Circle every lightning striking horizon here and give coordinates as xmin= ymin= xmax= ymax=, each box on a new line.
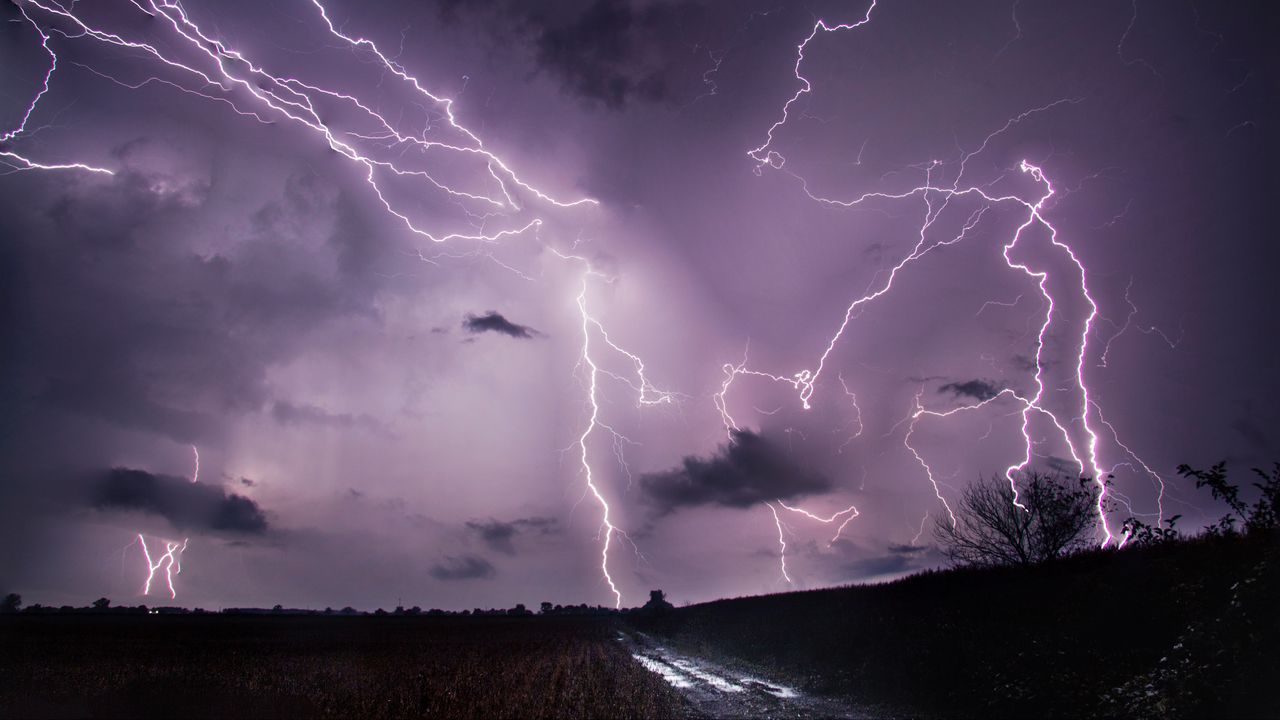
xmin=557 ymin=248 xmax=678 ymax=607
xmin=6 ymin=0 xmax=652 ymax=606
xmin=137 ymin=534 xmax=188 ymax=599
xmin=1 ymin=0 xmax=1208 ymax=606
xmin=724 ymin=0 xmax=1171 ymax=554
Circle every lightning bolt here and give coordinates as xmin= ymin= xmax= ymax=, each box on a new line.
xmin=556 ymin=249 xmax=677 ymax=607
xmin=729 ymin=1 xmax=1170 ymax=553
xmin=12 ymin=0 xmax=592 ymax=244
xmin=7 ymin=0 xmax=650 ymax=603
xmin=777 ymin=500 xmax=860 ymax=545
xmin=137 ymin=534 xmax=188 ymax=600
xmin=766 ymin=502 xmax=791 ymax=585
xmin=1 ymin=5 xmax=113 ymax=175
xmin=190 ymin=445 xmax=199 ymax=484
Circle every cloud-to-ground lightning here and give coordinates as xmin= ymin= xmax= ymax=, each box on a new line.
xmin=766 ymin=502 xmax=792 ymax=585
xmin=7 ymin=0 xmax=659 ymax=605
xmin=3 ymin=0 xmax=1197 ymax=606
xmin=137 ymin=534 xmax=188 ymax=600
xmin=725 ymin=0 xmax=1172 ymax=552
xmin=557 ymin=249 xmax=678 ymax=607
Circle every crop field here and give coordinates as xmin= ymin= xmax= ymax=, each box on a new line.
xmin=0 ymin=615 xmax=686 ymax=719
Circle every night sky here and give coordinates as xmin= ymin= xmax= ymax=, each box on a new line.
xmin=1 ymin=0 xmax=1275 ymax=611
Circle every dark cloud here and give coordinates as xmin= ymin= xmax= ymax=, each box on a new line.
xmin=640 ymin=429 xmax=833 ymax=515
xmin=270 ymin=401 xmax=389 ymax=437
xmin=841 ymin=553 xmax=914 ymax=578
xmin=465 ymin=516 xmax=559 ymax=555
xmin=887 ymin=543 xmax=929 ymax=555
xmin=462 ymin=311 xmax=540 ymax=339
xmin=429 ymin=555 xmax=496 ymax=581
xmin=519 ymin=1 xmax=703 ymax=108
xmin=938 ymin=379 xmax=1001 ymax=402
xmin=1231 ymin=416 xmax=1269 ymax=450
xmin=1044 ymin=456 xmax=1083 ymax=477
xmin=90 ymin=468 xmax=268 ymax=534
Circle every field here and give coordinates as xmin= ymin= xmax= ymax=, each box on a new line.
xmin=4 ymin=535 xmax=1275 ymax=719
xmin=632 ymin=532 xmax=1280 ymax=719
xmin=0 ymin=615 xmax=685 ymax=719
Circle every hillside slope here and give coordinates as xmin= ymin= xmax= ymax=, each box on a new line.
xmin=632 ymin=534 xmax=1279 ymax=718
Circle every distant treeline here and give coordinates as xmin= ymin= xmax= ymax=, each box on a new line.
xmin=1 ymin=592 xmax=676 ymax=618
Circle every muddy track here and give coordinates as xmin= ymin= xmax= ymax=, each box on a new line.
xmin=620 ymin=630 xmax=892 ymax=719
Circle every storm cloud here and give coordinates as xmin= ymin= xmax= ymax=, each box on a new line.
xmin=465 ymin=516 xmax=559 ymax=555
xmin=641 ymin=429 xmax=833 ymax=515
xmin=938 ymin=380 xmax=1001 ymax=402
xmin=429 ymin=555 xmax=496 ymax=581
xmin=91 ymin=468 xmax=268 ymax=534
xmin=523 ymin=1 xmax=700 ymax=108
xmin=270 ymin=401 xmax=389 ymax=436
xmin=462 ymin=311 xmax=539 ymax=339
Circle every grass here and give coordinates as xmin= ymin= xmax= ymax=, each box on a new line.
xmin=629 ymin=532 xmax=1279 ymax=718
xmin=0 ymin=615 xmax=686 ymax=719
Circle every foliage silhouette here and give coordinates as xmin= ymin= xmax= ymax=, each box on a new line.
xmin=933 ymin=472 xmax=1098 ymax=567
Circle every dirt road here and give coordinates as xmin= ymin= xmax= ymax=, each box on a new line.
xmin=620 ymin=630 xmax=890 ymax=719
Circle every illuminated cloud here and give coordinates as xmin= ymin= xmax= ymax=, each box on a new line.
xmin=641 ymin=429 xmax=833 ymax=515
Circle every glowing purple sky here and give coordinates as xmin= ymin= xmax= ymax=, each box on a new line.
xmin=0 ymin=0 xmax=1274 ymax=610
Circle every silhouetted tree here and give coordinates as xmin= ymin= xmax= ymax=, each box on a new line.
xmin=933 ymin=472 xmax=1097 ymax=567
xmin=91 ymin=597 xmax=111 ymax=610
xmin=1121 ymin=514 xmax=1181 ymax=545
xmin=540 ymin=601 xmax=554 ymax=615
xmin=641 ymin=590 xmax=674 ymax=614
xmin=1 ymin=593 xmax=21 ymax=613
xmin=1178 ymin=461 xmax=1280 ymax=536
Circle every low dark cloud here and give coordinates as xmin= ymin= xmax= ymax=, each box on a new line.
xmin=270 ymin=401 xmax=389 ymax=436
xmin=938 ymin=379 xmax=1000 ymax=402
xmin=462 ymin=311 xmax=539 ymax=339
xmin=465 ymin=516 xmax=558 ymax=555
xmin=1044 ymin=456 xmax=1084 ymax=477
xmin=429 ymin=555 xmax=495 ymax=581
xmin=641 ymin=429 xmax=833 ymax=515
xmin=841 ymin=553 xmax=914 ymax=578
xmin=90 ymin=468 xmax=268 ymax=534
xmin=530 ymin=1 xmax=671 ymax=108
xmin=441 ymin=0 xmax=705 ymax=109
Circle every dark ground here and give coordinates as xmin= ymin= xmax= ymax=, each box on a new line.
xmin=0 ymin=614 xmax=685 ymax=719
xmin=3 ymin=535 xmax=1275 ymax=719
xmin=633 ymin=532 xmax=1280 ymax=719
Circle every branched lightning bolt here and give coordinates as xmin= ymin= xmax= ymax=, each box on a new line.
xmin=777 ymin=500 xmax=860 ymax=546
xmin=730 ymin=2 xmax=1169 ymax=552
xmin=137 ymin=534 xmax=188 ymax=600
xmin=6 ymin=0 xmax=659 ymax=603
xmin=766 ymin=502 xmax=791 ymax=585
xmin=1 ymin=6 xmax=113 ymax=175
xmin=12 ymin=0 xmax=592 ymax=244
xmin=556 ymin=249 xmax=677 ymax=607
